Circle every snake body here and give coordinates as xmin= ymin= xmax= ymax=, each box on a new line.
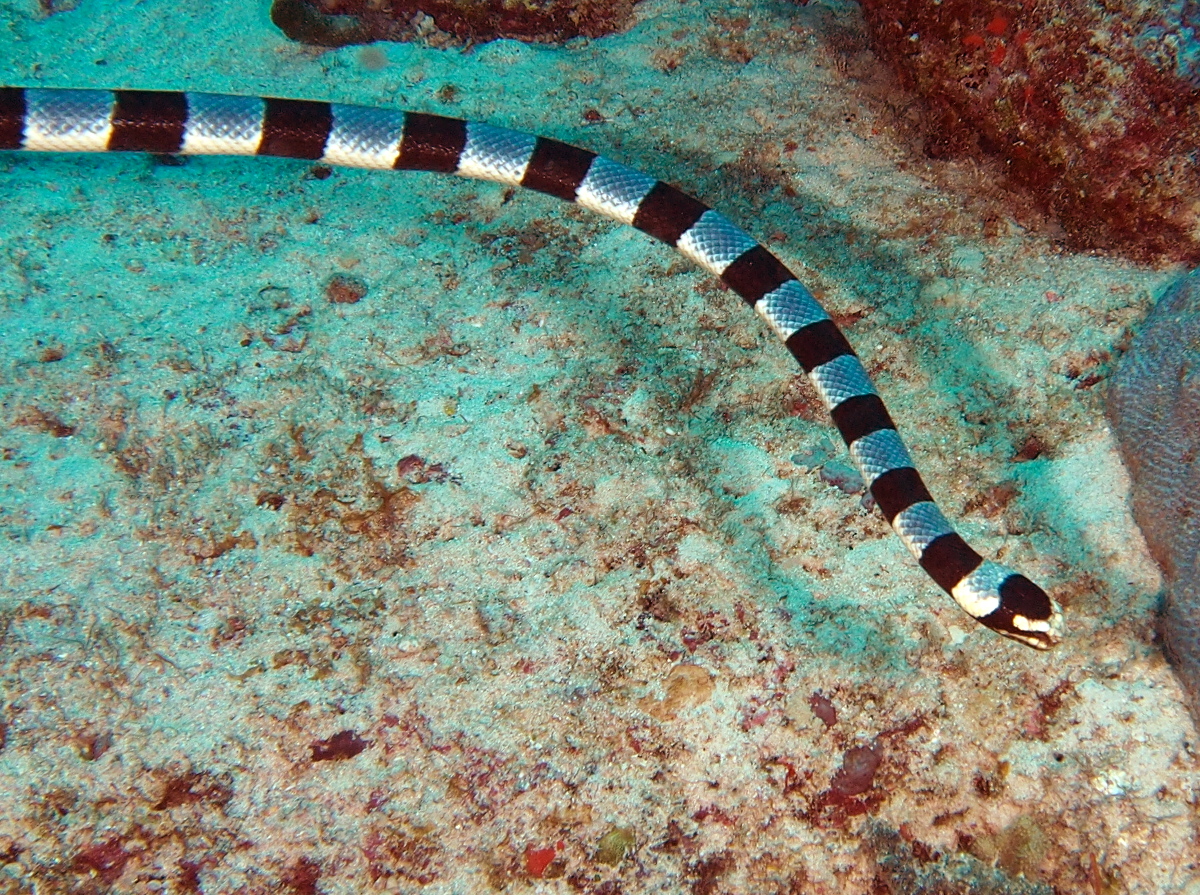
xmin=0 ymin=86 xmax=1064 ymax=649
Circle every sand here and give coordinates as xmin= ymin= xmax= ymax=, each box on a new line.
xmin=0 ymin=0 xmax=1193 ymax=891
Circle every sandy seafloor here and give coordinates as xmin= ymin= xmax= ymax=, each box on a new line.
xmin=0 ymin=0 xmax=1193 ymax=892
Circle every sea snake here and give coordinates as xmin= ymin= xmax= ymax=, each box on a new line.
xmin=0 ymin=86 xmax=1065 ymax=650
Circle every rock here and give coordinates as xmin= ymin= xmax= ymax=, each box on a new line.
xmin=271 ymin=0 xmax=636 ymax=47
xmin=859 ymin=0 xmax=1200 ymax=263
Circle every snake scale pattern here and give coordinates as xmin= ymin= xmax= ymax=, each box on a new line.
xmin=0 ymin=86 xmax=1064 ymax=649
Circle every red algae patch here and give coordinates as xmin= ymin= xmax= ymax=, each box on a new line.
xmin=72 ymin=837 xmax=132 ymax=885
xmin=325 ymin=273 xmax=368 ymax=305
xmin=523 ymin=842 xmax=559 ymax=879
xmin=809 ymin=690 xmax=838 ymax=727
xmin=829 ymin=743 xmax=882 ymax=797
xmin=310 ymin=729 xmax=370 ymax=762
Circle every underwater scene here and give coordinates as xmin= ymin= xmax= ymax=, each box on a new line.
xmin=0 ymin=0 xmax=1197 ymax=891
